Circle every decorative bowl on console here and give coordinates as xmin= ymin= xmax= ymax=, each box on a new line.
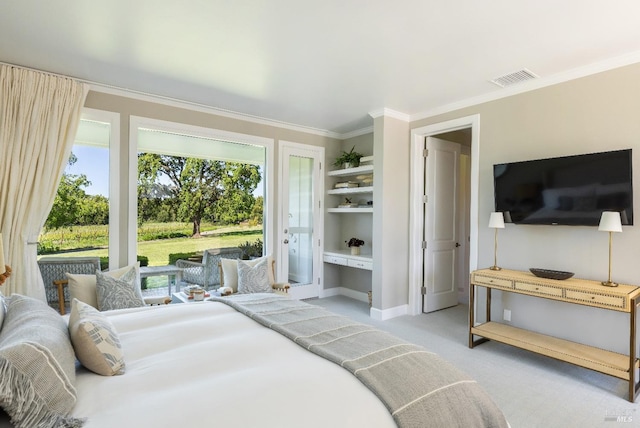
xmin=529 ymin=268 xmax=574 ymax=280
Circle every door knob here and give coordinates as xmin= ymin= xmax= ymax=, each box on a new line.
xmin=283 ymin=239 xmax=289 ymax=244
xmin=455 ymin=242 xmax=461 ymax=247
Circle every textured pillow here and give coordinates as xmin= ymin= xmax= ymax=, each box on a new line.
xmin=237 ymin=258 xmax=272 ymax=294
xmin=0 ymin=294 xmax=82 ymax=428
xmin=67 ymin=263 xmax=140 ymax=309
xmin=69 ymin=299 xmax=125 ymax=376
xmin=96 ymin=267 xmax=145 ymax=311
xmin=222 ymin=256 xmax=274 ymax=293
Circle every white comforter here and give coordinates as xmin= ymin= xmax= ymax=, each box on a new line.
xmin=72 ymin=301 xmax=396 ymax=428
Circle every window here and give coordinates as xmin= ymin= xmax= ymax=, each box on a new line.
xmin=39 ymin=109 xmax=119 ymax=268
xmin=130 ymin=117 xmax=273 ymax=292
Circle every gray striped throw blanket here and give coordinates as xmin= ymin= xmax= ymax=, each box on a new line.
xmin=209 ymin=294 xmax=508 ymax=428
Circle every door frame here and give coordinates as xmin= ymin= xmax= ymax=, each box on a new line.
xmin=408 ymin=115 xmax=480 ymax=316
xmin=277 ymin=141 xmax=324 ymax=299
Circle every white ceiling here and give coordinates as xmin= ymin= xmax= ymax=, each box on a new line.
xmin=2 ymin=1 xmax=640 ymax=136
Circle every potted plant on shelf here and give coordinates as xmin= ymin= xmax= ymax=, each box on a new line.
xmin=346 ymin=237 xmax=365 ymax=255
xmin=333 ymin=146 xmax=363 ymax=169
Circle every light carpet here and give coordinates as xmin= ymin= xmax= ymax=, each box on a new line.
xmin=308 ymin=296 xmax=638 ymax=428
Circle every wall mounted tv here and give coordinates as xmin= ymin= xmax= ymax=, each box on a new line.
xmin=493 ymin=149 xmax=633 ymax=226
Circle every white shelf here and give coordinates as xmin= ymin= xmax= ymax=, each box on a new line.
xmin=327 ymin=164 xmax=374 ymax=177
xmin=327 ymin=186 xmax=374 ymax=195
xmin=327 ymin=207 xmax=373 ymax=213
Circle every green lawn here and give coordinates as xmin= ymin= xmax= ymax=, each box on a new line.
xmin=56 ymin=227 xmax=262 ymax=266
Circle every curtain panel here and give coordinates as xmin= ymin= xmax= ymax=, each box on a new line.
xmin=0 ymin=65 xmax=89 ymax=299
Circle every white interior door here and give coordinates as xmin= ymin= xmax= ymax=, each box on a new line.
xmin=278 ymin=142 xmax=324 ymax=299
xmin=423 ymin=137 xmax=461 ymax=313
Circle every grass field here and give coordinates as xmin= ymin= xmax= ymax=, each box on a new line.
xmin=51 ymin=226 xmax=262 ymax=266
xmin=39 ymin=224 xmax=263 ymax=289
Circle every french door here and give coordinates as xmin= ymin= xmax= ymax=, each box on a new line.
xmin=278 ymin=142 xmax=324 ymax=299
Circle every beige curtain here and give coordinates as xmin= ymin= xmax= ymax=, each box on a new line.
xmin=0 ymin=65 xmax=89 ymax=299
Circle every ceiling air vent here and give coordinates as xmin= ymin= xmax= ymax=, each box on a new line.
xmin=490 ymin=69 xmax=538 ymax=88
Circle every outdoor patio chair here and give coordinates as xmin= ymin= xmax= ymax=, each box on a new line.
xmin=176 ymin=247 xmax=242 ymax=290
xmin=38 ymin=256 xmax=101 ymax=314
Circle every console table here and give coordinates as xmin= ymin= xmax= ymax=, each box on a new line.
xmin=469 ymin=268 xmax=640 ymax=402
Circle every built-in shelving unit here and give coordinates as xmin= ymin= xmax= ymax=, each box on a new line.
xmin=324 ymin=156 xmax=373 ymax=274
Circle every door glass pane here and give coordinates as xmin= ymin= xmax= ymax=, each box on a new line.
xmin=288 ymin=155 xmax=313 ymax=285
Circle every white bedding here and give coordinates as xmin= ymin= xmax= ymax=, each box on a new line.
xmin=72 ymin=301 xmax=396 ymax=428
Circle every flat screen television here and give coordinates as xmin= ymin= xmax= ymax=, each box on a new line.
xmin=493 ymin=149 xmax=633 ymax=226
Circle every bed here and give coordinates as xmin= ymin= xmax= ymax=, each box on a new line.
xmin=0 ymin=292 xmax=508 ymax=428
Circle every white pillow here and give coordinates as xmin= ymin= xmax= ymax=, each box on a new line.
xmin=221 ymin=256 xmax=275 ymax=293
xmin=67 ymin=262 xmax=140 ymax=309
xmin=68 ymin=298 xmax=125 ymax=376
xmin=237 ymin=258 xmax=272 ymax=294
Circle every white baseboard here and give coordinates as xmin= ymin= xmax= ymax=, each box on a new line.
xmin=370 ymin=304 xmax=408 ymax=321
xmin=321 ymin=287 xmax=408 ymax=320
xmin=322 ymin=287 xmax=369 ymax=303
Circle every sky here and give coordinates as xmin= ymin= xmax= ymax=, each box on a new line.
xmin=67 ymin=145 xmax=264 ymax=197
xmin=68 ymin=145 xmax=109 ymax=196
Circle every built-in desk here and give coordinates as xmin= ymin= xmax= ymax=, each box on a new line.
xmin=469 ymin=268 xmax=640 ymax=402
xmin=323 ymin=251 xmax=373 ymax=271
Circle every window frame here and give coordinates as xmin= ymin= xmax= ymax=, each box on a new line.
xmin=128 ymin=116 xmax=274 ymax=266
xmin=78 ymin=108 xmax=120 ymax=270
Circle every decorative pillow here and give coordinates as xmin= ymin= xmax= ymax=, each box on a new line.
xmin=66 ymin=273 xmax=99 ymax=308
xmin=95 ymin=267 xmax=145 ymax=311
xmin=221 ymin=256 xmax=275 ymax=293
xmin=69 ymin=299 xmax=125 ymax=376
xmin=0 ymin=294 xmax=82 ymax=428
xmin=67 ymin=263 xmax=140 ymax=309
xmin=237 ymin=258 xmax=272 ymax=294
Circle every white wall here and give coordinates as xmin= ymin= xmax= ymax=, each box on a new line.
xmin=412 ymin=62 xmax=640 ymax=354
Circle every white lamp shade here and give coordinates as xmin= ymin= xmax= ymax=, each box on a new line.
xmin=598 ymin=211 xmax=623 ymax=233
xmin=488 ymin=212 xmax=505 ymax=229
xmin=0 ymin=233 xmax=5 ymax=274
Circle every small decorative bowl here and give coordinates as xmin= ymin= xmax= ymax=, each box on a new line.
xmin=529 ymin=268 xmax=574 ymax=280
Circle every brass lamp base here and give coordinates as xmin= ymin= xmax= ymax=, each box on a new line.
xmin=601 ymin=280 xmax=618 ymax=287
xmin=489 ymin=266 xmax=502 ymax=271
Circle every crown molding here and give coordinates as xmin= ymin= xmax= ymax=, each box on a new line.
xmin=369 ymin=108 xmax=410 ymax=122
xmin=0 ymin=60 xmax=344 ymax=139
xmin=410 ymin=50 xmax=640 ymax=123
xmin=339 ymin=126 xmax=374 ymax=140
xmin=90 ymin=83 xmax=344 ymax=140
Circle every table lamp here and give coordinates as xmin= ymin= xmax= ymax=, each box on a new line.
xmin=598 ymin=211 xmax=622 ymax=287
xmin=488 ymin=212 xmax=505 ymax=271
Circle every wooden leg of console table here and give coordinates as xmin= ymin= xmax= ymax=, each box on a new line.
xmin=468 ymin=283 xmax=475 ymax=348
xmin=486 ymin=288 xmax=492 ymax=323
xmin=630 ymin=296 xmax=638 ymax=402
xmin=469 ymin=284 xmax=492 ymax=348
